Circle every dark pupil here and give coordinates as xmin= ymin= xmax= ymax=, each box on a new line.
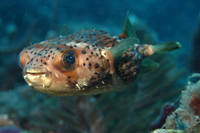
xmin=65 ymin=53 xmax=75 ymax=64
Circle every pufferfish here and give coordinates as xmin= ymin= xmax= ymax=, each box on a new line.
xmin=18 ymin=14 xmax=181 ymax=96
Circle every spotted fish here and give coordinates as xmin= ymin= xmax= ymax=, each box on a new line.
xmin=18 ymin=14 xmax=181 ymax=96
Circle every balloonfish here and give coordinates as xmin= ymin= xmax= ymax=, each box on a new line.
xmin=18 ymin=14 xmax=181 ymax=96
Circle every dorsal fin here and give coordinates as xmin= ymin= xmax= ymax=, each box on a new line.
xmin=59 ymin=24 xmax=70 ymax=36
xmin=119 ymin=12 xmax=137 ymax=38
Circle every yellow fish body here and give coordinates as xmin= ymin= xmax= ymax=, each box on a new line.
xmin=18 ymin=15 xmax=181 ymax=96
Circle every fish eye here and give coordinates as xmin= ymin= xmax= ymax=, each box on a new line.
xmin=61 ymin=51 xmax=76 ymax=70
xmin=17 ymin=51 xmax=22 ymax=68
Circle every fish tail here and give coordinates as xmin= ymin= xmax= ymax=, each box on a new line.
xmin=143 ymin=42 xmax=181 ymax=57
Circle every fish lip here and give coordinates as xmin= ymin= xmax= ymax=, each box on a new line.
xmin=22 ymin=67 xmax=52 ymax=87
xmin=23 ymin=67 xmax=51 ymax=76
xmin=24 ymin=72 xmax=47 ymax=76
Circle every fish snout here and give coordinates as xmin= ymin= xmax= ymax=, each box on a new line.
xmin=22 ymin=66 xmax=52 ymax=87
xmin=23 ymin=66 xmax=51 ymax=75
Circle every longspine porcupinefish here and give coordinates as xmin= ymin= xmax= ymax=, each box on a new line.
xmin=18 ymin=13 xmax=181 ymax=96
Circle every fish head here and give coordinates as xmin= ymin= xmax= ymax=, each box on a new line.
xmin=18 ymin=41 xmax=113 ymax=96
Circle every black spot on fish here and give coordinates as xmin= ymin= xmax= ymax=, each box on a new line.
xmin=94 ymin=72 xmax=100 ymax=75
xmin=74 ymin=45 xmax=77 ymax=47
xmin=34 ymin=53 xmax=37 ymax=55
xmin=70 ymin=45 xmax=73 ymax=48
xmin=52 ymin=57 xmax=54 ymax=59
xmin=44 ymin=62 xmax=47 ymax=65
xmin=45 ymin=52 xmax=48 ymax=54
xmin=95 ymin=63 xmax=99 ymax=69
xmin=91 ymin=52 xmax=93 ymax=54
xmin=89 ymin=63 xmax=92 ymax=66
xmin=86 ymin=58 xmax=89 ymax=61
xmin=36 ymin=59 xmax=38 ymax=61
xmin=104 ymin=53 xmax=106 ymax=55
xmin=107 ymin=59 xmax=109 ymax=62
xmin=83 ymin=63 xmax=85 ymax=66
xmin=25 ymin=51 xmax=28 ymax=53
xmin=90 ymin=77 xmax=96 ymax=81
xmin=50 ymin=51 xmax=52 ymax=53
xmin=31 ymin=51 xmax=33 ymax=54
xmin=41 ymin=60 xmax=42 ymax=62
xmin=68 ymin=76 xmax=71 ymax=79
xmin=82 ymin=50 xmax=86 ymax=54
xmin=31 ymin=58 xmax=33 ymax=61
xmin=40 ymin=65 xmax=43 ymax=66
xmin=48 ymin=55 xmax=50 ymax=57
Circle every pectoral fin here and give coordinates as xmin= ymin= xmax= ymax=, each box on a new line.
xmin=108 ymin=37 xmax=139 ymax=60
xmin=140 ymin=58 xmax=159 ymax=74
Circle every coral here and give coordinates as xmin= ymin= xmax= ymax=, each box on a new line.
xmin=152 ymin=129 xmax=186 ymax=133
xmin=151 ymin=103 xmax=175 ymax=130
xmin=189 ymin=97 xmax=200 ymax=115
xmin=155 ymin=73 xmax=200 ymax=133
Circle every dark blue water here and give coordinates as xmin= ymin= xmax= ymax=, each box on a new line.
xmin=0 ymin=0 xmax=199 ymax=132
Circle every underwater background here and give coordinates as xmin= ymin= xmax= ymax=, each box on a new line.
xmin=0 ymin=0 xmax=200 ymax=133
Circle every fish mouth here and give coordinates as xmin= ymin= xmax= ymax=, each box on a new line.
xmin=25 ymin=72 xmax=46 ymax=76
xmin=22 ymin=67 xmax=52 ymax=87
